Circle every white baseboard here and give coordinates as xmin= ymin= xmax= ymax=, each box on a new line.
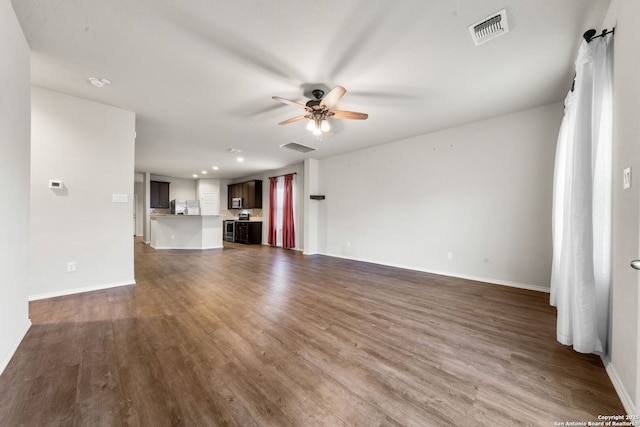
xmin=0 ymin=319 xmax=31 ymax=376
xmin=150 ymin=245 xmax=223 ymax=250
xmin=602 ymin=356 xmax=636 ymax=417
xmin=320 ymin=252 xmax=551 ymax=293
xmin=28 ymin=280 xmax=135 ymax=301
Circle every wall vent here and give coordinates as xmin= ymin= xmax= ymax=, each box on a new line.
xmin=468 ymin=9 xmax=509 ymax=46
xmin=280 ymin=142 xmax=316 ymax=153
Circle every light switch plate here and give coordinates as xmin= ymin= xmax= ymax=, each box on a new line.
xmin=112 ymin=193 xmax=128 ymax=203
xmin=623 ymin=167 xmax=631 ymax=190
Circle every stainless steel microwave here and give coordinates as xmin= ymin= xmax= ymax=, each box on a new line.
xmin=231 ymin=197 xmax=242 ymax=209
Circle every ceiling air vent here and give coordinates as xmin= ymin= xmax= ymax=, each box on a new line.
xmin=280 ymin=142 xmax=316 ymax=153
xmin=468 ymin=9 xmax=509 ymax=46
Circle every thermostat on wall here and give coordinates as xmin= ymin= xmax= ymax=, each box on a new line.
xmin=49 ymin=180 xmax=64 ymax=189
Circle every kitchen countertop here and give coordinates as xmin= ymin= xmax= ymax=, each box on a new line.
xmin=151 ymin=214 xmax=223 ymax=218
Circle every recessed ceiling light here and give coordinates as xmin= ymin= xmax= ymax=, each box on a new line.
xmin=193 ymin=174 xmax=198 ymax=178
xmin=88 ymin=77 xmax=111 ymax=88
xmin=201 ymin=170 xmax=207 ymax=174
xmin=236 ymin=157 xmax=244 ymax=162
xmin=212 ymin=166 xmax=219 ymax=170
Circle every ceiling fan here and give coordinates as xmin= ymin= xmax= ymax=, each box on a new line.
xmin=272 ymin=86 xmax=368 ymax=135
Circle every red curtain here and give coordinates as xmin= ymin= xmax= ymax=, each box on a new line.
xmin=282 ymin=174 xmax=295 ymax=249
xmin=268 ymin=176 xmax=278 ymax=245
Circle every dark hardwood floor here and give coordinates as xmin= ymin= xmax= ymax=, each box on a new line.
xmin=0 ymin=238 xmax=625 ymax=426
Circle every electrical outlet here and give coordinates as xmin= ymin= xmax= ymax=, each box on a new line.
xmin=67 ymin=261 xmax=76 ymax=272
xmin=447 ymin=252 xmax=453 ymax=261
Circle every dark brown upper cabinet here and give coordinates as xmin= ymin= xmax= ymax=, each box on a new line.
xmin=228 ymin=180 xmax=262 ymax=209
xmin=150 ymin=180 xmax=170 ymax=208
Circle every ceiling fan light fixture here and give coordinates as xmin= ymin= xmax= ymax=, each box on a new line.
xmin=307 ymin=118 xmax=329 ymax=135
xmin=273 ymin=85 xmax=367 ymax=136
xmin=306 ymin=120 xmax=316 ymax=132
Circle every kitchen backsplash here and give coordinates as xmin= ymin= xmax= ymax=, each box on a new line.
xmin=149 ymin=207 xmax=263 ymax=220
xmin=150 ymin=208 xmax=170 ymax=215
xmin=223 ymin=208 xmax=263 ymax=220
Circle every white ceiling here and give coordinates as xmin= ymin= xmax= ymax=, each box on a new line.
xmin=11 ymin=0 xmax=611 ymax=180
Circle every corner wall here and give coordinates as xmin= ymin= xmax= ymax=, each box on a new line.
xmin=317 ymin=102 xmax=563 ymax=291
xmin=0 ymin=0 xmax=31 ymax=374
xmin=29 ymin=87 xmax=136 ymax=300
xmin=303 ymin=158 xmax=320 ymax=255
xmin=602 ymin=0 xmax=640 ymax=413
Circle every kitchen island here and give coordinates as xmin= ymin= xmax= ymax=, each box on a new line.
xmin=150 ymin=215 xmax=223 ymax=250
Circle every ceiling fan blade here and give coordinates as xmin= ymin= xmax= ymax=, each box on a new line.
xmin=278 ymin=115 xmax=308 ymax=125
xmin=331 ymin=110 xmax=368 ymax=120
xmin=272 ymin=96 xmax=309 ymax=110
xmin=320 ymin=86 xmax=346 ymax=109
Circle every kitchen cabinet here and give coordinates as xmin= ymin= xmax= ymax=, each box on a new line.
xmin=228 ymin=183 xmax=242 ymax=200
xmin=234 ymin=221 xmax=262 ymax=244
xmin=227 ymin=180 xmax=262 ymax=209
xmin=150 ymin=180 xmax=170 ymax=209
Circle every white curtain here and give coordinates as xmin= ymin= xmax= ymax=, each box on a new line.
xmin=550 ymin=33 xmax=614 ymax=354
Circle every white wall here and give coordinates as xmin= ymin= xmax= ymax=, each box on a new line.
xmin=602 ymin=0 xmax=640 ymax=413
xmin=143 ymin=172 xmax=151 ymax=243
xmin=133 ymin=177 xmax=145 ymax=236
xmin=0 ymin=0 xmax=31 ymax=374
xmin=303 ymin=158 xmax=320 ymax=255
xmin=30 ymin=87 xmax=136 ymax=299
xmin=196 ymin=178 xmax=221 ymax=215
xmin=316 ymin=102 xmax=563 ymax=291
